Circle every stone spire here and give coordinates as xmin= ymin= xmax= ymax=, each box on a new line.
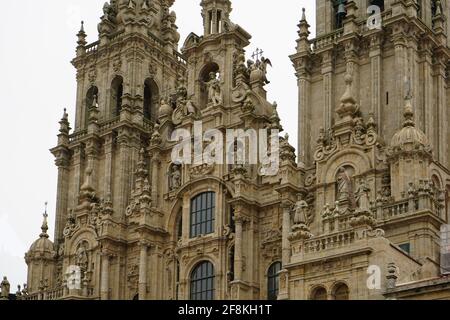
xmin=76 ymin=21 xmax=87 ymax=56
xmin=296 ymin=8 xmax=311 ymax=53
xmin=40 ymin=202 xmax=49 ymax=239
xmin=57 ymin=108 xmax=71 ymax=145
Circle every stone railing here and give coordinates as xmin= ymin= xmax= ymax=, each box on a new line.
xmin=69 ymin=115 xmax=155 ymax=143
xmin=85 ymin=41 xmax=99 ymax=54
xmin=309 ymin=9 xmax=394 ymax=52
xmin=174 ymin=51 xmax=187 ymax=66
xmin=378 ymin=200 xmax=412 ymax=220
xmin=22 ymin=286 xmax=64 ymax=301
xmin=310 ymin=29 xmax=344 ymax=52
xmin=98 ymin=116 xmax=120 ymax=134
xmin=375 ymin=192 xmax=444 ymax=221
xmin=303 ymin=230 xmax=356 ymax=255
xmin=69 ymin=129 xmax=88 ymax=143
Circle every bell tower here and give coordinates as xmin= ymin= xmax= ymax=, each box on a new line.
xmin=201 ymin=0 xmax=232 ymax=36
xmin=291 ymin=0 xmax=450 ymax=265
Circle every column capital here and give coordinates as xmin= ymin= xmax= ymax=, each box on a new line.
xmin=139 ymin=240 xmax=151 ymax=248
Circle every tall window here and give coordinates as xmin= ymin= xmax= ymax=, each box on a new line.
xmin=85 ymin=86 xmax=99 ymax=126
xmin=267 ymin=262 xmax=281 ymax=300
xmin=334 ymin=0 xmax=347 ymax=29
xmin=143 ymin=78 xmax=159 ymax=121
xmin=190 ymin=261 xmax=215 ymax=300
xmin=332 ymin=283 xmax=349 ymax=300
xmin=111 ymin=76 xmax=123 ymax=116
xmin=176 ymin=209 xmax=183 ymax=242
xmin=190 ymin=192 xmax=216 ymax=238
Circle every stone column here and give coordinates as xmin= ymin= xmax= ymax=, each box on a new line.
xmin=151 ymin=152 xmax=160 ymax=207
xmin=103 ymin=134 xmax=114 ymax=198
xmin=393 ymin=34 xmax=408 ymax=128
xmin=297 ymin=65 xmax=311 ymax=165
xmin=434 ymin=56 xmax=447 ymax=164
xmin=117 ymin=131 xmax=131 ymax=216
xmin=100 ymin=253 xmax=111 ymax=300
xmin=369 ymin=33 xmax=382 ymax=133
xmin=138 ymin=241 xmax=149 ymax=300
xmin=72 ymin=145 xmax=83 ymax=207
xmin=281 ymin=201 xmax=292 ymax=266
xmin=321 ymin=50 xmax=333 ymax=131
xmin=234 ymin=215 xmax=244 ymax=281
xmin=54 ymin=157 xmax=70 ymax=244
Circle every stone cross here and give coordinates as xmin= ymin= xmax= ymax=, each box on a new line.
xmin=252 ymin=48 xmax=264 ymax=61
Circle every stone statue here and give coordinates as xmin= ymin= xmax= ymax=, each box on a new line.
xmin=102 ymin=1 xmax=117 ymax=22
xmin=355 ymin=179 xmax=371 ymax=212
xmin=256 ymin=57 xmax=272 ymax=85
xmin=206 ymin=72 xmax=223 ymax=106
xmin=170 ymin=164 xmax=182 ymax=191
xmin=293 ymin=200 xmax=309 ymax=225
xmin=336 ymin=167 xmax=352 ymax=202
xmin=76 ymin=242 xmax=89 ymax=271
xmin=1 ymin=276 xmax=10 ymax=300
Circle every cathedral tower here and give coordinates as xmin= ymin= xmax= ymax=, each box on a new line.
xmin=287 ymin=0 xmax=450 ymax=298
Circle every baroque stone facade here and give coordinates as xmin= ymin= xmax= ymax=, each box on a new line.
xmin=18 ymin=0 xmax=450 ymax=300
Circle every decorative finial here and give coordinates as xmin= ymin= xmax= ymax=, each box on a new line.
xmin=40 ymin=202 xmax=49 ymax=238
xmin=80 ymin=21 xmax=85 ymax=33
xmin=403 ymin=98 xmax=415 ymax=128
xmin=62 ymin=108 xmax=68 ymax=121
xmin=301 ymin=8 xmax=306 ymax=21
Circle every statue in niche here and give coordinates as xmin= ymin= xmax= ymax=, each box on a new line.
xmin=293 ymin=200 xmax=309 ymax=225
xmin=172 ymin=77 xmax=198 ymax=124
xmin=355 ymin=178 xmax=371 ymax=212
xmin=336 ymin=167 xmax=354 ymax=204
xmin=169 ymin=163 xmax=182 ymax=191
xmin=206 ymin=72 xmax=223 ymax=107
xmin=75 ymin=242 xmax=89 ymax=271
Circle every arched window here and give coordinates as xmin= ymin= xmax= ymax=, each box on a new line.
xmin=85 ymin=86 xmax=99 ymax=126
xmin=144 ymin=78 xmax=159 ymax=121
xmin=177 ymin=211 xmax=183 ymax=241
xmin=334 ymin=0 xmax=347 ymax=29
xmin=190 ymin=261 xmax=215 ymax=300
xmin=190 ymin=192 xmax=216 ymax=238
xmin=369 ymin=0 xmax=385 ymax=12
xmin=227 ymin=246 xmax=235 ymax=283
xmin=311 ymin=286 xmax=328 ymax=300
xmin=111 ymin=76 xmax=124 ymax=117
xmin=332 ymin=283 xmax=350 ymax=300
xmin=267 ymin=262 xmax=281 ymax=300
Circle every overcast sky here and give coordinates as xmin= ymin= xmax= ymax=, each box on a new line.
xmin=0 ymin=0 xmax=316 ymax=289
